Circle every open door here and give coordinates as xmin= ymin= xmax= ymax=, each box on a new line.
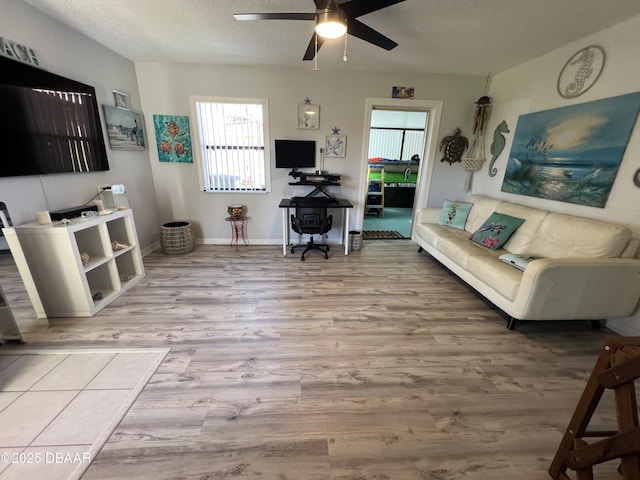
xmin=358 ymin=98 xmax=443 ymax=241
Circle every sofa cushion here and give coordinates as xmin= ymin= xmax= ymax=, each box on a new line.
xmin=414 ymin=222 xmax=460 ymax=249
xmin=496 ymin=202 xmax=548 ymax=253
xmin=528 ymin=212 xmax=632 ymax=258
xmin=438 ymin=200 xmax=472 ymax=230
xmin=464 ymin=195 xmax=502 ymax=233
xmin=469 ymin=212 xmax=526 ymax=250
xmin=466 ymin=254 xmax=523 ymax=301
xmin=436 ymin=234 xmax=497 ymax=269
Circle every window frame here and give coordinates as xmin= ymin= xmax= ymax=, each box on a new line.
xmin=189 ymin=95 xmax=271 ymax=193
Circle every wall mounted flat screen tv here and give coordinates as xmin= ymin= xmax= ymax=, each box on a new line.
xmin=275 ymin=139 xmax=315 ymax=170
xmin=0 ymin=55 xmax=109 ymax=177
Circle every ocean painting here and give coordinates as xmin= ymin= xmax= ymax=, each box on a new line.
xmin=502 ymin=92 xmax=640 ymax=208
xmin=103 ymin=106 xmax=146 ymax=151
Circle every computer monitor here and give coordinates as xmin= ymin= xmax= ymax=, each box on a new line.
xmin=275 ymin=140 xmax=316 ymax=171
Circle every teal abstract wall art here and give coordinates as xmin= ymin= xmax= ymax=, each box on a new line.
xmin=153 ymin=114 xmax=193 ymax=163
xmin=502 ymin=92 xmax=640 ymax=207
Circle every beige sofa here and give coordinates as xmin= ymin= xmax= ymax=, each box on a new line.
xmin=412 ymin=195 xmax=640 ymax=329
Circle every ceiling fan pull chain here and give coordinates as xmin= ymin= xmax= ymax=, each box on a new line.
xmin=343 ymin=33 xmax=348 ymax=62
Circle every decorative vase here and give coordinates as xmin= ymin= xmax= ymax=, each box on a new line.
xmin=227 ymin=205 xmax=244 ymax=218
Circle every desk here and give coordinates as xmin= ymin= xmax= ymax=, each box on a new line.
xmin=279 ymin=198 xmax=353 ymax=256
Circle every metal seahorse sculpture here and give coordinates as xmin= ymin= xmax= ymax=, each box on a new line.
xmin=488 ymin=120 xmax=509 ymax=177
xmin=564 ymin=48 xmax=594 ymax=98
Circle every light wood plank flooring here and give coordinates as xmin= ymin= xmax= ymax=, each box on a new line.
xmin=1 ymin=241 xmax=626 ymax=479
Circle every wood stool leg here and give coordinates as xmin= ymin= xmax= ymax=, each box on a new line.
xmin=611 ymin=351 xmax=640 ymax=479
xmin=549 ymin=339 xmax=622 ymax=479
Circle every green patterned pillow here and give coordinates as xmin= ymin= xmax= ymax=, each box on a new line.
xmin=438 ymin=200 xmax=473 ymax=230
xmin=470 ymin=212 xmax=525 ymax=250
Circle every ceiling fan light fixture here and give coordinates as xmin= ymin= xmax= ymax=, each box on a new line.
xmin=315 ymin=10 xmax=347 ymax=39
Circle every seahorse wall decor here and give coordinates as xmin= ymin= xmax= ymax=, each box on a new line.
xmin=488 ymin=120 xmax=509 ymax=177
xmin=564 ymin=48 xmax=594 ymax=98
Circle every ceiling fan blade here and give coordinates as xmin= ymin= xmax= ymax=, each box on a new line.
xmin=339 ymin=0 xmax=406 ymax=19
xmin=346 ymin=18 xmax=398 ymax=50
xmin=234 ymin=13 xmax=316 ymax=21
xmin=303 ymin=33 xmax=326 ymax=61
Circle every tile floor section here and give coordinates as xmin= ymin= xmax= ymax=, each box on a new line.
xmin=0 ymin=349 xmax=168 ymax=480
xmin=363 ymin=207 xmax=413 ymax=238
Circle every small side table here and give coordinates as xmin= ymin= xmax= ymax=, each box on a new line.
xmin=225 ymin=216 xmax=248 ymax=251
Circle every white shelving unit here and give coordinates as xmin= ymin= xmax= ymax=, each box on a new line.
xmin=3 ymin=209 xmax=145 ymax=318
xmin=0 ymin=285 xmax=20 ymax=341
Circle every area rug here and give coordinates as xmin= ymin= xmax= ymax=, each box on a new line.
xmin=363 ymin=230 xmax=405 ymax=239
xmin=0 ymin=348 xmax=168 ymax=480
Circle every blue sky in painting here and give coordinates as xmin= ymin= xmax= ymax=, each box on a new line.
xmin=509 ymin=91 xmax=640 ymax=164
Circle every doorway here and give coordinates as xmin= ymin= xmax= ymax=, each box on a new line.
xmin=359 ymin=98 xmax=443 ymax=240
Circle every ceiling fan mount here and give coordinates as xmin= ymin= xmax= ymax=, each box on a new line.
xmin=234 ymin=0 xmax=406 ymax=61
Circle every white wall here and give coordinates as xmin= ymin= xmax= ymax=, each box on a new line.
xmin=0 ymin=0 xmax=160 ymax=250
xmin=474 ymin=14 xmax=640 ymax=334
xmin=136 ymin=63 xmax=485 ymax=243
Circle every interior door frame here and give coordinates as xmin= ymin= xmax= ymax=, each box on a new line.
xmin=357 ymin=97 xmax=443 ymax=236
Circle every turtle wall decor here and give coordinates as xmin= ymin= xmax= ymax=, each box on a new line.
xmin=440 ymin=128 xmax=468 ymax=165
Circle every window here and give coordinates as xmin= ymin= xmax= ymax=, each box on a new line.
xmin=368 ymin=128 xmax=425 ymax=160
xmin=191 ymin=97 xmax=270 ymax=192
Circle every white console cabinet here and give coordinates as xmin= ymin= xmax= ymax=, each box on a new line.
xmin=0 ymin=285 xmax=20 ymax=341
xmin=2 ymin=209 xmax=145 ymax=317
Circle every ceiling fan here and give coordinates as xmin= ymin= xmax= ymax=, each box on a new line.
xmin=234 ymin=0 xmax=406 ymax=61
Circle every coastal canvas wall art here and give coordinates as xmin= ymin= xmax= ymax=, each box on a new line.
xmin=501 ymin=92 xmax=640 ymax=207
xmin=153 ymin=115 xmax=193 ymax=163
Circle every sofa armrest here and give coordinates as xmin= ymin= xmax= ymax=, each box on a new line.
xmin=514 ymin=258 xmax=640 ymax=320
xmin=415 ymin=207 xmax=442 ymax=224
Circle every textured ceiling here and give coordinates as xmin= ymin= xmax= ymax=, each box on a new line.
xmin=22 ymin=0 xmax=640 ymax=75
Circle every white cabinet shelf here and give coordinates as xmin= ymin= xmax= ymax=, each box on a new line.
xmin=0 ymin=287 xmax=21 ymax=341
xmin=3 ymin=209 xmax=145 ymax=318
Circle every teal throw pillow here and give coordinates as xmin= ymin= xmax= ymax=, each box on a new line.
xmin=470 ymin=212 xmax=525 ymax=250
xmin=438 ymin=200 xmax=473 ymax=230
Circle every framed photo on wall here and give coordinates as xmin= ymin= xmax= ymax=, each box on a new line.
xmin=112 ymin=90 xmax=128 ymax=109
xmin=298 ymin=104 xmax=319 ymax=129
xmin=103 ymin=105 xmax=146 ymax=151
xmin=325 ymin=135 xmax=346 ymax=158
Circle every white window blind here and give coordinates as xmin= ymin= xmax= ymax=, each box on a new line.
xmin=193 ymin=98 xmax=270 ymax=192
xmin=368 ymin=128 xmax=425 ymax=160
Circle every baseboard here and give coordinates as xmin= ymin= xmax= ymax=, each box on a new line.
xmin=140 ymin=241 xmax=161 ymax=256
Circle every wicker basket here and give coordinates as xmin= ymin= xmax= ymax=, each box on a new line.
xmin=161 ymin=221 xmax=194 ymax=255
xmin=349 ymin=231 xmax=363 ymax=251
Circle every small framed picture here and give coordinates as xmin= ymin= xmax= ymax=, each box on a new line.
xmin=325 ymin=135 xmax=346 ymax=158
xmin=392 ymin=86 xmax=414 ymax=99
xmin=298 ymin=104 xmax=319 ymax=129
xmin=113 ymin=90 xmax=128 ymax=109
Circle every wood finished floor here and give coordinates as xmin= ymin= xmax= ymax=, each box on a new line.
xmin=3 ymin=241 xmax=626 ymax=479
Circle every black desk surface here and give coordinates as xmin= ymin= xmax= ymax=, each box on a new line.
xmin=279 ymin=198 xmax=353 ymax=208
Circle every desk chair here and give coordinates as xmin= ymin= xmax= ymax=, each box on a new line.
xmin=290 ymin=199 xmax=333 ymax=261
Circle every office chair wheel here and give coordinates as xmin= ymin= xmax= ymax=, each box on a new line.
xmin=324 ymin=254 xmax=329 ymax=259
xmin=301 ymin=256 xmax=305 ymax=261
xmin=291 ymin=247 xmax=295 ymax=254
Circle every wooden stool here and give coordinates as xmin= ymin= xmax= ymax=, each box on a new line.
xmin=550 ymin=336 xmax=640 ymax=480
